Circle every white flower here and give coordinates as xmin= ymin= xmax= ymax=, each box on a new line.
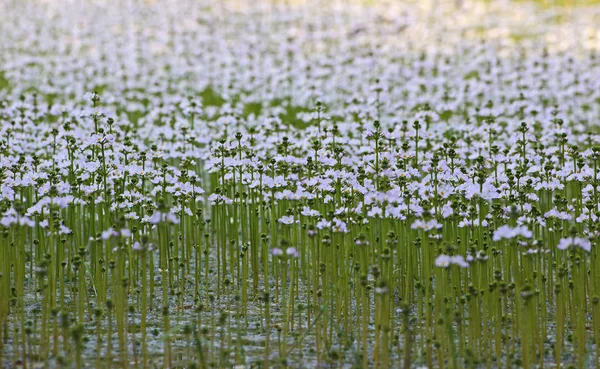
xmin=557 ymin=237 xmax=592 ymax=252
xmin=82 ymin=92 xmax=96 ymax=101
xmin=101 ymin=229 xmax=114 ymax=240
xmin=278 ymin=215 xmax=295 ymax=225
xmin=150 ymin=211 xmax=180 ymax=224
xmin=435 ymin=255 xmax=452 ymax=268
xmin=435 ymin=254 xmax=468 ymax=268
xmin=300 ymin=206 xmax=320 ymax=217
xmin=411 ymin=219 xmax=443 ymax=231
xmin=286 ymin=247 xmax=298 ymax=258
xmin=492 ymin=225 xmax=532 ymax=241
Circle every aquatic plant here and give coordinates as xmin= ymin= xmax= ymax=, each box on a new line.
xmin=1 ymin=0 xmax=600 ymax=368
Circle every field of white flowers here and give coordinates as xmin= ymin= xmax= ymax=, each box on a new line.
xmin=2 ymin=0 xmax=600 ymax=368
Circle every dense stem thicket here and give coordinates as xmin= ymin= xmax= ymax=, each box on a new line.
xmin=1 ymin=0 xmax=600 ymax=368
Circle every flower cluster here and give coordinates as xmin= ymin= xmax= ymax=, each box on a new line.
xmin=0 ymin=0 xmax=599 ymax=368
